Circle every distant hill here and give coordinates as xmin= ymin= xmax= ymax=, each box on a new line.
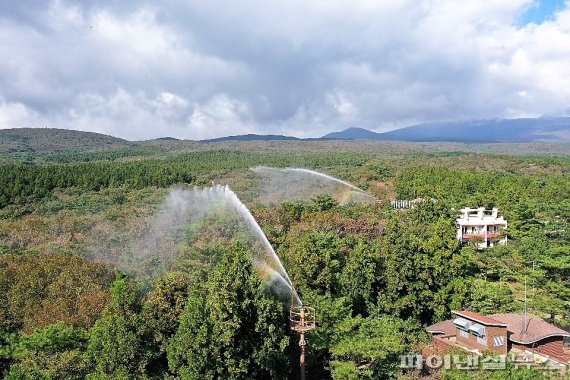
xmin=201 ymin=134 xmax=300 ymax=143
xmin=379 ymin=117 xmax=570 ymax=142
xmin=323 ymin=117 xmax=570 ymax=142
xmin=0 ymin=128 xmax=130 ymax=154
xmin=154 ymin=137 xmax=180 ymax=141
xmin=322 ymin=127 xmax=383 ymax=140
xmin=2 ymin=117 xmax=569 ymax=158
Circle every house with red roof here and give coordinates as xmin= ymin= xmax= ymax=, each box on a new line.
xmin=427 ymin=310 xmax=570 ymax=368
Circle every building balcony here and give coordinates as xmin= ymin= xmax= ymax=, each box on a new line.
xmin=462 ymin=232 xmax=502 ymax=240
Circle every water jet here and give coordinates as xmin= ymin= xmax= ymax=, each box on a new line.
xmin=251 ymin=166 xmax=377 ymax=205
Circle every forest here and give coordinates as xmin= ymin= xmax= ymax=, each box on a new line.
xmin=0 ymin=139 xmax=568 ymax=380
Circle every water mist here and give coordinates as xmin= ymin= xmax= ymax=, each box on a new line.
xmin=251 ymin=166 xmax=377 ymax=204
xmin=103 ymin=185 xmax=301 ymax=306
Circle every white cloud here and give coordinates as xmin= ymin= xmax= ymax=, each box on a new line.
xmin=187 ymin=94 xmax=256 ymax=140
xmin=0 ymin=0 xmax=569 ymax=139
xmin=0 ymin=98 xmax=41 ymax=128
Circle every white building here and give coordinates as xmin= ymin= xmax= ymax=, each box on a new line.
xmin=457 ymin=207 xmax=507 ymax=249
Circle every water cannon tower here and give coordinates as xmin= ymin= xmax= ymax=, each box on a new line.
xmin=290 ymin=306 xmax=316 ymax=380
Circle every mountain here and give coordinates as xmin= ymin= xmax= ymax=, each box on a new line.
xmin=0 ymin=128 xmax=130 ymax=154
xmin=2 ymin=117 xmax=569 ymax=155
xmin=321 ymin=127 xmax=382 ymax=140
xmin=323 ymin=117 xmax=570 ymax=142
xmin=201 ymin=134 xmax=300 ymax=143
xmin=154 ymin=137 xmax=180 ymax=141
xmin=379 ymin=117 xmax=570 ymax=142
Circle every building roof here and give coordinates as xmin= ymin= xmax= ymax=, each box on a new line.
xmin=428 ymin=312 xmax=570 ymax=345
xmin=452 ymin=310 xmax=507 ymax=327
xmin=457 ymin=207 xmax=507 ymax=226
xmin=489 ymin=313 xmax=570 ymax=344
xmin=426 ymin=320 xmax=456 ymax=336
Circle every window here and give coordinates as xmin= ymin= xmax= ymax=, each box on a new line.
xmin=453 ymin=318 xmax=472 ymax=331
xmin=493 ymin=336 xmax=505 ymax=347
xmin=469 ymin=324 xmax=487 ymax=346
xmin=460 ymin=329 xmax=469 ymax=338
xmin=468 ymin=324 xmax=486 ymax=337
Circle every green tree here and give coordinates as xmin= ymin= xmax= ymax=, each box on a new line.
xmin=141 ymin=272 xmax=191 ymax=375
xmin=312 ymin=195 xmax=339 ymax=212
xmin=329 ymin=316 xmax=409 ymax=380
xmin=339 ymin=240 xmax=382 ymax=316
xmin=300 ymin=290 xmax=352 ymax=379
xmin=2 ymin=322 xmax=88 ymax=380
xmin=376 ymin=205 xmax=468 ymax=324
xmin=287 ymin=232 xmax=343 ymax=295
xmin=466 ymin=280 xmax=516 ymax=315
xmin=0 ymin=330 xmax=17 ymax=378
xmin=168 ymin=245 xmax=290 ymax=380
xmin=166 ymin=290 xmax=213 ymax=379
xmin=86 ymin=276 xmax=156 ymax=379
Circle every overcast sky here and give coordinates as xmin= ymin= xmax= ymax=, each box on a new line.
xmin=1 ymin=0 xmax=569 ymax=140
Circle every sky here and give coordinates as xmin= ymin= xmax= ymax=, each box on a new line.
xmin=0 ymin=0 xmax=569 ymax=140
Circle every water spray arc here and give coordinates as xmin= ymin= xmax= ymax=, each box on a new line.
xmin=216 ymin=184 xmax=302 ymax=307
xmin=219 ymin=184 xmax=317 ymax=376
xmin=251 ymin=166 xmax=378 ymax=205
xmin=250 ymin=167 xmax=388 ymax=376
xmin=134 ymin=184 xmax=315 ymax=375
xmin=124 ymin=184 xmax=302 ymax=306
xmin=282 ymin=168 xmax=370 ymax=195
xmin=215 ymin=184 xmax=318 ymax=376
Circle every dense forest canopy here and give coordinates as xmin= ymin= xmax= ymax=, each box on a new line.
xmin=0 ymin=139 xmax=568 ymax=379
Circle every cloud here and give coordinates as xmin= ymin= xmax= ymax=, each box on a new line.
xmin=0 ymin=0 xmax=569 ymax=139
xmin=0 ymin=98 xmax=41 ymax=128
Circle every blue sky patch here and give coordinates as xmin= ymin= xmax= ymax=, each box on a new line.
xmin=519 ymin=0 xmax=567 ymax=25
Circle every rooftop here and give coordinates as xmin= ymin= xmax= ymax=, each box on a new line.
xmin=426 ymin=320 xmax=455 ymax=336
xmin=490 ymin=313 xmax=570 ymax=344
xmin=452 ymin=310 xmax=507 ymax=327
xmin=457 ymin=207 xmax=507 ymax=224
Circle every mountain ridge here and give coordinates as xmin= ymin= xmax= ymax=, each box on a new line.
xmin=201 ymin=133 xmax=300 ymax=143
xmin=1 ymin=117 xmax=569 ymax=154
xmin=324 ymin=117 xmax=570 ymax=142
xmin=0 ymin=128 xmax=131 ymax=154
xmin=376 ymin=117 xmax=570 ymax=142
xmin=322 ymin=127 xmax=381 ymax=140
